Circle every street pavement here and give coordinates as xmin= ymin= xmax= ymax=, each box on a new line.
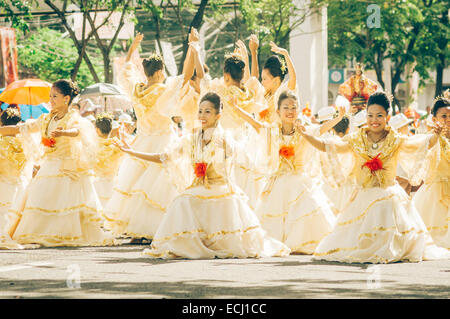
xmin=0 ymin=241 xmax=449 ymax=299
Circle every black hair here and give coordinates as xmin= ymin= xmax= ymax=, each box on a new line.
xmin=332 ymin=116 xmax=350 ymax=135
xmin=1 ymin=107 xmax=21 ymax=126
xmin=431 ymin=96 xmax=450 ymax=117
xmin=277 ymin=91 xmax=299 ymax=110
xmin=53 ymin=79 xmax=80 ymax=104
xmin=224 ymin=56 xmax=245 ymax=82
xmin=367 ymin=91 xmax=391 ymax=114
xmin=95 ymin=114 xmax=113 ymax=135
xmin=263 ymin=55 xmax=287 ymax=81
xmin=200 ymin=92 xmax=222 ymax=113
xmin=142 ymin=54 xmax=164 ymax=77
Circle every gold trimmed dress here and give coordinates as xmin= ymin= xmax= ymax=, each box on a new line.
xmin=103 ymin=61 xmax=184 ymax=239
xmin=314 ymin=128 xmax=450 ymax=263
xmin=9 ymin=109 xmax=116 ymax=247
xmin=0 ymin=134 xmax=31 ymax=249
xmin=413 ymin=135 xmax=450 ymax=249
xmin=201 ymin=76 xmax=267 ymax=209
xmin=254 ymin=124 xmax=337 ymax=254
xmin=143 ymin=124 xmax=290 ymax=259
xmin=93 ymin=137 xmax=123 ymax=208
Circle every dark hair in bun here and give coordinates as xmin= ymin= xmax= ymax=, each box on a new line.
xmin=333 ymin=116 xmax=350 ymax=135
xmin=95 ymin=113 xmax=113 ymax=135
xmin=367 ymin=91 xmax=391 ymax=114
xmin=53 ymin=79 xmax=80 ymax=104
xmin=431 ymin=96 xmax=450 ymax=116
xmin=1 ymin=107 xmax=22 ymax=126
xmin=224 ymin=55 xmax=245 ymax=82
xmin=200 ymin=92 xmax=222 ymax=114
xmin=142 ymin=53 xmax=165 ymax=77
xmin=264 ymin=55 xmax=287 ymax=81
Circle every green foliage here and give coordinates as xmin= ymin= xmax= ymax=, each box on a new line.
xmin=0 ymin=0 xmax=37 ymax=33
xmin=16 ymin=28 xmax=104 ymax=89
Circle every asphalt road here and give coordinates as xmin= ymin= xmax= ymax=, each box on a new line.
xmin=0 ymin=241 xmax=449 ymax=299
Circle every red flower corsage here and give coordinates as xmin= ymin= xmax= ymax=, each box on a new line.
xmin=259 ymin=108 xmax=269 ymax=119
xmin=362 ymin=153 xmax=383 ymax=174
xmin=279 ymin=145 xmax=295 ymax=159
xmin=42 ymin=137 xmax=56 ymax=148
xmin=194 ymin=162 xmax=208 ymax=178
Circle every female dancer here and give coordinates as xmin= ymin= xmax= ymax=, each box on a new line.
xmin=413 ymin=96 xmax=450 ymax=249
xmin=249 ymin=37 xmax=297 ymax=124
xmin=0 ymin=80 xmax=115 ymax=247
xmin=114 ymin=92 xmax=290 ymax=259
xmin=103 ymin=33 xmax=189 ymax=242
xmin=229 ymin=91 xmax=337 ymax=254
xmin=298 ymin=92 xmax=449 ymax=263
xmin=0 ymin=108 xmax=30 ymax=249
xmin=93 ymin=113 xmax=123 ymax=208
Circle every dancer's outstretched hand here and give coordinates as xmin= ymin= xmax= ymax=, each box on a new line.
xmin=189 ymin=27 xmax=199 ymax=43
xmin=294 ymin=119 xmax=307 ymax=135
xmin=270 ymin=41 xmax=288 ymax=56
xmin=249 ymin=34 xmax=259 ymax=52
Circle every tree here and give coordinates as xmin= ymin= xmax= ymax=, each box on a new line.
xmin=328 ymin=0 xmax=449 ymax=111
xmin=17 ymin=27 xmax=103 ymax=89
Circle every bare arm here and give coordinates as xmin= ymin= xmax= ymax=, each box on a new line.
xmin=319 ymin=107 xmax=345 ymax=135
xmin=126 ymin=32 xmax=144 ymax=63
xmin=230 ymin=98 xmax=264 ymax=133
xmin=0 ymin=125 xmax=20 ymax=136
xmin=50 ymin=127 xmax=80 ymax=138
xmin=114 ymin=137 xmax=163 ymax=163
xmin=270 ymin=42 xmax=296 ymax=91
xmin=249 ymin=35 xmax=259 ymax=79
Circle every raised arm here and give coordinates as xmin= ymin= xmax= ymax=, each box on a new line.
xmin=236 ymin=40 xmax=251 ymax=83
xmin=270 ymin=41 xmax=296 ymax=91
xmin=126 ymin=32 xmax=144 ymax=63
xmin=319 ymin=106 xmax=345 ymax=135
xmin=182 ymin=28 xmax=200 ymax=85
xmin=249 ymin=35 xmax=259 ymax=79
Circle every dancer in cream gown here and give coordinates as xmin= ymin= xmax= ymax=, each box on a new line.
xmin=248 ymin=37 xmax=297 ymax=125
xmin=0 ymin=108 xmax=31 ymax=249
xmin=114 ymin=92 xmax=290 ymax=259
xmin=93 ymin=113 xmax=124 ymax=208
xmin=413 ymin=96 xmax=450 ymax=249
xmin=103 ymin=33 xmax=186 ymax=241
xmin=0 ymin=80 xmax=115 ymax=247
xmin=230 ymin=91 xmax=337 ymax=254
xmin=298 ymin=92 xmax=450 ymax=263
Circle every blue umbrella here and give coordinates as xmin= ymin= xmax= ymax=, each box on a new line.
xmin=0 ymin=87 xmax=49 ymax=121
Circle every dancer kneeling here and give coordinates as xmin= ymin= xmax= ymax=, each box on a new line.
xmin=298 ymin=92 xmax=449 ymax=263
xmin=114 ymin=92 xmax=290 ymax=259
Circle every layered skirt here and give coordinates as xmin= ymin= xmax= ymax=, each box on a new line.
xmin=313 ymin=184 xmax=450 ymax=263
xmin=9 ymin=159 xmax=115 ymax=247
xmin=0 ymin=178 xmax=27 ymax=249
xmin=103 ymin=133 xmax=179 ymax=239
xmin=414 ymin=182 xmax=449 ymax=250
xmin=255 ymin=172 xmax=337 ymax=254
xmin=144 ymin=183 xmax=290 ymax=259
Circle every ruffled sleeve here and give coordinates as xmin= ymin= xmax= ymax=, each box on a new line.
xmin=320 ymin=133 xmax=355 ymax=188
xmin=397 ymin=133 xmax=433 ymax=186
xmin=154 ymin=74 xmax=186 ymax=118
xmin=118 ymin=61 xmax=146 ymax=98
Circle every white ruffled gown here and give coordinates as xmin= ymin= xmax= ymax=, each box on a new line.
xmin=103 ymin=61 xmax=184 ymax=239
xmin=143 ymin=125 xmax=290 ymax=259
xmin=9 ymin=109 xmax=115 ymax=247
xmin=254 ymin=125 xmax=337 ymax=254
xmin=314 ymin=128 xmax=450 ymax=263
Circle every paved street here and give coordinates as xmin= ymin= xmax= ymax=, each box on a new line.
xmin=0 ymin=241 xmax=449 ymax=299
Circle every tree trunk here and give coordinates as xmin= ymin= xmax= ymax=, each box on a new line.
xmin=177 ymin=0 xmax=209 ymax=74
